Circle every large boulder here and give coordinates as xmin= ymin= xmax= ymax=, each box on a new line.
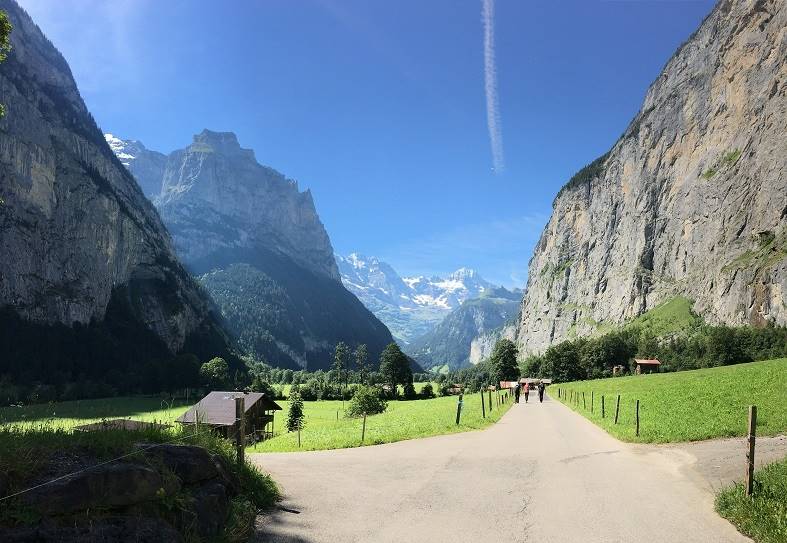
xmin=23 ymin=463 xmax=178 ymax=515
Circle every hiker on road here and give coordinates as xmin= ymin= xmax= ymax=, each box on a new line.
xmin=538 ymin=382 xmax=545 ymax=403
xmin=524 ymin=382 xmax=529 ymax=403
xmin=514 ymin=383 xmax=520 ymax=403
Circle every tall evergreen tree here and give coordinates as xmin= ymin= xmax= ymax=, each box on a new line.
xmin=354 ymin=344 xmax=369 ymax=384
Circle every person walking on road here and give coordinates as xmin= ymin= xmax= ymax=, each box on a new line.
xmin=514 ymin=383 xmax=520 ymax=404
xmin=524 ymin=382 xmax=529 ymax=403
xmin=538 ymin=382 xmax=545 ymax=403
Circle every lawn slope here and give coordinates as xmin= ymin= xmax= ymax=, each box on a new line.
xmin=550 ymin=358 xmax=787 ymax=443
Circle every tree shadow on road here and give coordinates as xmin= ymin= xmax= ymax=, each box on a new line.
xmin=252 ymin=501 xmax=315 ymax=543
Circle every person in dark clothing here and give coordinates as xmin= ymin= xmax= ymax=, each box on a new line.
xmin=538 ymin=382 xmax=545 ymax=403
xmin=514 ymin=383 xmax=520 ymax=404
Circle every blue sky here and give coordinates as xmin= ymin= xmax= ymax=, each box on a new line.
xmin=20 ymin=0 xmax=714 ymax=288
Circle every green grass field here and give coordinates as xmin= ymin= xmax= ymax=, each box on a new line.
xmin=253 ymin=390 xmax=512 ymax=452
xmin=550 ymin=358 xmax=787 ymax=443
xmin=0 ymin=389 xmax=514 ymax=453
xmin=716 ymin=457 xmax=787 ymax=543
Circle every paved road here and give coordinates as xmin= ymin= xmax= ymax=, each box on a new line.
xmin=250 ymin=394 xmax=754 ymax=543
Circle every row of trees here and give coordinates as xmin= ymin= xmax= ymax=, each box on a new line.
xmin=521 ymin=323 xmax=787 ymax=383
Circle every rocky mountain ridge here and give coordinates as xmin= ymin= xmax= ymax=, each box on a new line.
xmin=517 ymin=0 xmax=787 ymax=355
xmin=337 ymin=253 xmax=497 ymax=344
xmin=407 ymin=287 xmax=521 ymax=371
xmin=107 ymin=133 xmax=394 ymax=370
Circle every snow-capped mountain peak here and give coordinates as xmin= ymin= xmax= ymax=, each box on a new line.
xmin=336 ymin=254 xmax=500 ymax=344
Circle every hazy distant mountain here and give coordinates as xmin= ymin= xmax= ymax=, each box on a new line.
xmin=108 ymin=131 xmax=394 ymax=370
xmin=407 ymin=287 xmax=522 ymax=371
xmin=337 ymin=253 xmax=497 ymax=344
xmin=104 ymin=134 xmax=166 ymax=199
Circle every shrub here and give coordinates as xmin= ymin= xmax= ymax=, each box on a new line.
xmin=402 ymin=382 xmax=417 ymax=400
xmin=346 ymin=386 xmax=387 ymax=418
xmin=419 ymin=383 xmax=435 ymax=399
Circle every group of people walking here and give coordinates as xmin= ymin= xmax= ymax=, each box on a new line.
xmin=513 ymin=381 xmax=545 ymax=404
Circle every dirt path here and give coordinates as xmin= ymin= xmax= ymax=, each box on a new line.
xmin=250 ymin=394 xmax=780 ymax=542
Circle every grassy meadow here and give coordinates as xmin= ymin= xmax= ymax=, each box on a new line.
xmin=716 ymin=457 xmax=787 ymax=543
xmin=0 ymin=387 xmax=514 ymax=454
xmin=253 ymin=390 xmax=512 ymax=453
xmin=550 ymin=358 xmax=787 ymax=443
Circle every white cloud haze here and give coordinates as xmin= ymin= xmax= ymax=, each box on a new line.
xmin=482 ymin=0 xmax=505 ymax=174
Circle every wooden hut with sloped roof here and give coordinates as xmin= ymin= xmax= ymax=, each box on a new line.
xmin=177 ymin=391 xmax=282 ymax=440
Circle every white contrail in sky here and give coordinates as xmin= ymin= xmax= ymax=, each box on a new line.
xmin=482 ymin=0 xmax=504 ymax=174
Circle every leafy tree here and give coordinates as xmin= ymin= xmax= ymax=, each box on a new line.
xmin=286 ymin=390 xmax=305 ymax=432
xmin=419 ymin=383 xmax=436 ymax=399
xmin=0 ymin=11 xmax=11 ymax=118
xmin=354 ymin=344 xmax=369 ymax=384
xmin=378 ymin=343 xmax=412 ymax=397
xmin=346 ymin=385 xmax=387 ymax=417
xmin=200 ymin=357 xmax=229 ymax=389
xmin=490 ymin=339 xmax=519 ymax=383
xmin=249 ymin=375 xmax=275 ymax=397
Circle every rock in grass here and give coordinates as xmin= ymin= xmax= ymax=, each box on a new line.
xmin=23 ymin=463 xmax=177 ymax=515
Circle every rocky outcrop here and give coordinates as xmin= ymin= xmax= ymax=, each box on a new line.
xmin=0 ymin=0 xmax=227 ymax=362
xmin=517 ymin=0 xmax=787 ymax=354
xmin=158 ymin=130 xmax=338 ymax=280
xmin=108 ymin=133 xmax=394 ymax=370
xmin=407 ymin=287 xmax=521 ymax=370
xmin=3 ymin=444 xmax=242 ymax=543
xmin=469 ymin=321 xmax=517 ymax=365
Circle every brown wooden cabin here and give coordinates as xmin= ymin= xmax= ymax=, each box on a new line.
xmin=176 ymin=391 xmax=282 ymax=441
xmin=634 ymin=358 xmax=661 ymax=375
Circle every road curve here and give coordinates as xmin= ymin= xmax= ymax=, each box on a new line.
xmin=250 ymin=394 xmax=750 ymax=543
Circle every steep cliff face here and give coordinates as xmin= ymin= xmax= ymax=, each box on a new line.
xmin=158 ymin=130 xmax=339 ymax=280
xmin=0 ymin=0 xmax=224 ymax=360
xmin=517 ymin=0 xmax=787 ymax=354
xmin=109 ymin=132 xmax=394 ymax=370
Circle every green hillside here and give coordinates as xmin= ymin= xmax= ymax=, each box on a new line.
xmin=551 ymin=358 xmax=787 ymax=443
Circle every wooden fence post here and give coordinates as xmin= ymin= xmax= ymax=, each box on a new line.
xmin=601 ymin=395 xmax=605 ymax=418
xmin=582 ymin=392 xmax=586 ymax=410
xmin=455 ymin=394 xmax=463 ymax=425
xmin=488 ymin=389 xmax=492 ymax=411
xmin=614 ymin=395 xmax=621 ymax=424
xmin=297 ymin=428 xmax=301 ymax=448
xmin=746 ymin=405 xmax=757 ymax=496
xmin=235 ymin=396 xmax=245 ymax=466
xmin=635 ymin=400 xmax=640 ymax=437
xmin=481 ymin=388 xmax=486 ymax=418
xmin=591 ymin=391 xmax=594 ymax=414
xmin=361 ymin=412 xmax=367 ymax=444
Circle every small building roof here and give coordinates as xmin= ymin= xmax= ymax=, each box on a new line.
xmin=634 ymin=359 xmax=661 ymax=365
xmin=177 ymin=391 xmax=281 ymax=426
xmin=74 ymin=419 xmax=171 ymax=432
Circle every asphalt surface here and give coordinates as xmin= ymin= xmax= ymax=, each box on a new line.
xmin=251 ymin=394 xmax=761 ymax=542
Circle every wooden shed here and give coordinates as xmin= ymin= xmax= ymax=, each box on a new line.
xmin=177 ymin=391 xmax=282 ymax=441
xmin=634 ymin=358 xmax=661 ymax=375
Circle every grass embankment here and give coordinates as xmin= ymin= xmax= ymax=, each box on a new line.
xmin=254 ymin=390 xmax=512 ymax=452
xmin=0 ymin=423 xmax=279 ymax=534
xmin=550 ymin=358 xmax=787 ymax=443
xmin=716 ymin=458 xmax=787 ymax=543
